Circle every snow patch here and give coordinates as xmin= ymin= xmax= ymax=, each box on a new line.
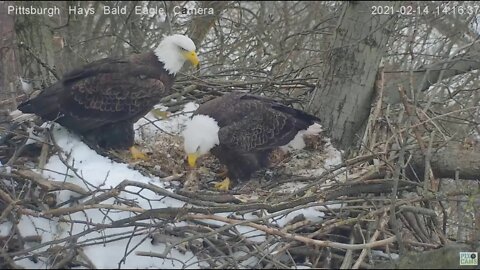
xmin=270 ymin=206 xmax=325 ymax=228
xmin=0 ymin=221 xmax=12 ymax=237
xmin=135 ymin=102 xmax=198 ymax=140
xmin=12 ymin=109 xmax=203 ymax=268
xmin=323 ymin=138 xmax=342 ymax=168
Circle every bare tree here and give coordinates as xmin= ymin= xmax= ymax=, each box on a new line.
xmin=1 ymin=1 xmax=479 ymax=269
xmin=308 ymin=1 xmax=399 ymax=150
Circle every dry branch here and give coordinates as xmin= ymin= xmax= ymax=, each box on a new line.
xmin=410 ymin=142 xmax=480 ymax=180
xmin=13 ymin=169 xmax=89 ymax=195
xmin=186 ymin=214 xmax=397 ymax=250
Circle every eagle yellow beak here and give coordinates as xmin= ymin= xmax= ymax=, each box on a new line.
xmin=187 ymin=153 xmax=198 ymax=168
xmin=183 ymin=51 xmax=199 ymax=68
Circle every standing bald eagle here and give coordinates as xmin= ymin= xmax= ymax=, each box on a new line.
xmin=182 ymin=92 xmax=321 ymax=190
xmin=18 ymin=34 xmax=199 ymax=157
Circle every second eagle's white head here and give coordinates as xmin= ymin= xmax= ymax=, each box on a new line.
xmin=182 ymin=115 xmax=220 ymax=167
xmin=154 ymin=34 xmax=199 ymax=75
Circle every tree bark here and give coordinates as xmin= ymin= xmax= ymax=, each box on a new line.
xmin=0 ymin=1 xmax=17 ymax=111
xmin=308 ymin=1 xmax=397 ymax=150
xmin=383 ymin=48 xmax=480 ymax=104
xmin=382 ymin=5 xmax=480 ymax=104
xmin=410 ymin=142 xmax=480 ymax=181
xmin=187 ymin=1 xmax=230 ymax=47
xmin=14 ymin=1 xmax=58 ymax=89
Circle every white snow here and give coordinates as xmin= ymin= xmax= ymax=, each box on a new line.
xmin=323 ymin=138 xmax=343 ymax=169
xmin=135 ymin=102 xmax=198 ymax=139
xmin=371 ymin=250 xmax=400 ymax=260
xmin=10 ymin=105 xmax=202 ymax=269
xmin=232 ymin=250 xmax=261 ymax=268
xmin=270 ymin=206 xmax=325 ymax=228
xmin=1 ymin=165 xmax=12 ymax=174
xmin=0 ymin=221 xmax=12 ymax=236
xmin=291 ymin=265 xmax=312 ymax=269
xmin=19 ymin=76 xmax=34 ymax=94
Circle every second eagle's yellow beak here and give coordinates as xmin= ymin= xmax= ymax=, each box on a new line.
xmin=187 ymin=153 xmax=198 ymax=168
xmin=183 ymin=51 xmax=199 ymax=68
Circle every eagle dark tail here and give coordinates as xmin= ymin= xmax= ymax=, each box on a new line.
xmin=17 ymin=99 xmax=39 ymax=114
xmin=273 ymin=104 xmax=321 ymax=126
xmin=242 ymin=94 xmax=321 ymax=125
xmin=17 ymin=83 xmax=62 ymax=120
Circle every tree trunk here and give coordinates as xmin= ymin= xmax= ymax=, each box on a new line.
xmin=383 ymin=50 xmax=480 ymax=104
xmin=0 ymin=1 xmax=17 ymax=111
xmin=308 ymin=1 xmax=397 ymax=151
xmin=15 ymin=1 xmax=58 ymax=90
xmin=410 ymin=142 xmax=480 ymax=181
xmin=187 ymin=1 xmax=230 ymax=47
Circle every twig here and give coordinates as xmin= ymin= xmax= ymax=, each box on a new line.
xmin=399 ymin=205 xmax=437 ymax=217
xmin=186 ymin=214 xmax=396 ymax=250
xmin=40 ymin=204 xmax=145 ymax=217
xmin=0 ymin=248 xmax=22 ymax=269
xmin=17 ymin=42 xmax=59 ymax=80
xmin=352 ymin=212 xmax=389 ymax=269
xmin=14 ymin=170 xmax=89 ymax=195
xmin=423 ymin=130 xmax=436 ymax=190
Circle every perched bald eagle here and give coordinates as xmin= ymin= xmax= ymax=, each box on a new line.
xmin=18 ymin=34 xmax=199 ymax=157
xmin=182 ymin=92 xmax=321 ymax=190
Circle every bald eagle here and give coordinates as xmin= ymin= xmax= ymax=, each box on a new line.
xmin=182 ymin=92 xmax=321 ymax=190
xmin=18 ymin=34 xmax=199 ymax=156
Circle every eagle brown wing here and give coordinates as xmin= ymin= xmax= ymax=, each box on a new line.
xmin=218 ymin=108 xmax=298 ymax=152
xmin=216 ymin=94 xmax=320 ymax=152
xmin=194 ymin=92 xmax=321 ymax=181
xmin=18 ymin=54 xmax=172 ymax=134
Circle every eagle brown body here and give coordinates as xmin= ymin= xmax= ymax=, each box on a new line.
xmin=18 ymin=51 xmax=175 ymax=149
xmin=194 ymin=92 xmax=321 ymax=181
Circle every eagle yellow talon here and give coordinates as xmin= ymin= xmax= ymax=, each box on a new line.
xmin=129 ymin=146 xmax=149 ymax=161
xmin=214 ymin=177 xmax=231 ymax=191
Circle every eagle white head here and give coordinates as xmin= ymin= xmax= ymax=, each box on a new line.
xmin=182 ymin=115 xmax=220 ymax=167
xmin=154 ymin=34 xmax=199 ymax=75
